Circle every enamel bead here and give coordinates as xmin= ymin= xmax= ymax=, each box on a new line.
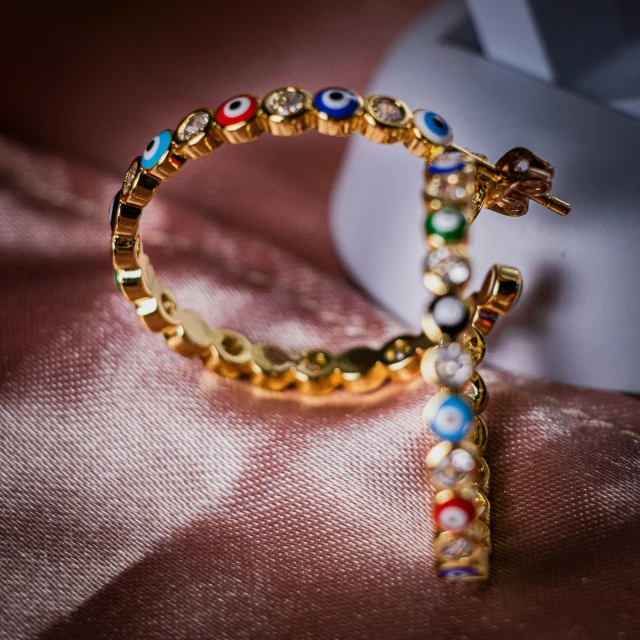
xmin=413 ymin=109 xmax=453 ymax=146
xmin=215 ymin=95 xmax=259 ymax=126
xmin=423 ymin=393 xmax=475 ymax=442
xmin=429 ymin=295 xmax=471 ymax=337
xmin=139 ymin=130 xmax=185 ymax=180
xmin=425 ymin=206 xmax=467 ymax=243
xmin=428 ymin=151 xmax=467 ymax=174
xmin=141 ymin=130 xmax=174 ymax=170
xmin=313 ymin=88 xmax=361 ymax=119
xmin=214 ymin=95 xmax=264 ymax=144
xmin=434 ymin=495 xmax=476 ymax=531
xmin=438 ymin=565 xmax=480 ymax=579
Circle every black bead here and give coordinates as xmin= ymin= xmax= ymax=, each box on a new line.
xmin=429 ymin=294 xmax=470 ymax=336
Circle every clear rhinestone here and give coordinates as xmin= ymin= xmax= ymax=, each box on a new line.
xmin=440 ymin=537 xmax=475 ymax=560
xmin=266 ymin=90 xmax=306 ymax=116
xmin=433 ymin=343 xmax=473 ymax=388
xmin=425 ymin=247 xmax=470 ymax=288
xmin=178 ymin=111 xmax=210 ymax=142
xmin=371 ymin=97 xmax=405 ymax=124
xmin=123 ymin=161 xmax=138 ymax=195
xmin=425 ymin=179 xmax=469 ymax=201
xmin=431 ymin=447 xmax=476 ymax=489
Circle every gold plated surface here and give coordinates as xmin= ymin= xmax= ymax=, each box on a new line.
xmin=360 ymin=95 xmax=413 ymax=144
xmin=108 ymin=89 xmax=551 ymax=398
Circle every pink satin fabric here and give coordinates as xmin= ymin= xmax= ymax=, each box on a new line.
xmin=2 ymin=130 xmax=640 ymax=640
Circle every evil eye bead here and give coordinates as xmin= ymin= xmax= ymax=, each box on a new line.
xmin=141 ymin=130 xmax=172 ymax=169
xmin=428 ymin=151 xmax=466 ymax=174
xmin=405 ymin=110 xmax=453 ymax=158
xmin=262 ymin=87 xmax=313 ymax=136
xmin=361 ymin=95 xmax=413 ymax=144
xmin=434 ymin=494 xmax=476 ymax=531
xmin=415 ymin=110 xmax=453 ymax=145
xmin=422 ymin=294 xmax=472 ymax=342
xmin=214 ymin=95 xmax=264 ymax=144
xmin=423 ymin=393 xmax=475 ymax=442
xmin=314 ymin=88 xmax=361 ymax=119
xmin=425 ymin=206 xmax=467 ymax=245
xmin=313 ymin=88 xmax=363 ymax=136
xmin=438 ymin=565 xmax=480 ymax=580
xmin=140 ymin=130 xmax=185 ymax=180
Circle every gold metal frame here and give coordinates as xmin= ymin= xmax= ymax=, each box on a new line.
xmin=110 ymin=86 xmax=572 ymax=581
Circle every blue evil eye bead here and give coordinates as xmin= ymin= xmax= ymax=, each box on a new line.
xmin=428 ymin=152 xmax=466 ymax=174
xmin=423 ymin=394 xmax=475 ymax=442
xmin=141 ymin=130 xmax=174 ymax=170
xmin=313 ymin=88 xmax=361 ymax=119
xmin=438 ymin=565 xmax=480 ymax=579
xmin=414 ymin=109 xmax=453 ymax=145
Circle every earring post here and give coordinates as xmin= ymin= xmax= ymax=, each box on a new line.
xmin=450 ymin=144 xmax=571 ymax=216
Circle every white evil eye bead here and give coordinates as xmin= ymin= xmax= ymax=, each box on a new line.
xmin=141 ymin=130 xmax=173 ymax=170
xmin=313 ymin=88 xmax=361 ymax=119
xmin=428 ymin=152 xmax=466 ymax=174
xmin=215 ymin=95 xmax=259 ymax=127
xmin=434 ymin=495 xmax=476 ymax=531
xmin=414 ymin=109 xmax=453 ymax=145
xmin=423 ymin=394 xmax=474 ymax=442
xmin=438 ymin=565 xmax=480 ymax=579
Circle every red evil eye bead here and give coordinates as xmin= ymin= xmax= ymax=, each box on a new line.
xmin=215 ymin=95 xmax=259 ymax=127
xmin=434 ymin=495 xmax=476 ymax=531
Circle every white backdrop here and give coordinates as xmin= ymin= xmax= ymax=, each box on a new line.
xmin=331 ymin=0 xmax=640 ymax=393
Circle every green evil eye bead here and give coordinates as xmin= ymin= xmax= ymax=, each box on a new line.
xmin=426 ymin=206 xmax=467 ymax=244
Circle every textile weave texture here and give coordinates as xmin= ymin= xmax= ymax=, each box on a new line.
xmin=1 ymin=133 xmax=640 ymax=640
